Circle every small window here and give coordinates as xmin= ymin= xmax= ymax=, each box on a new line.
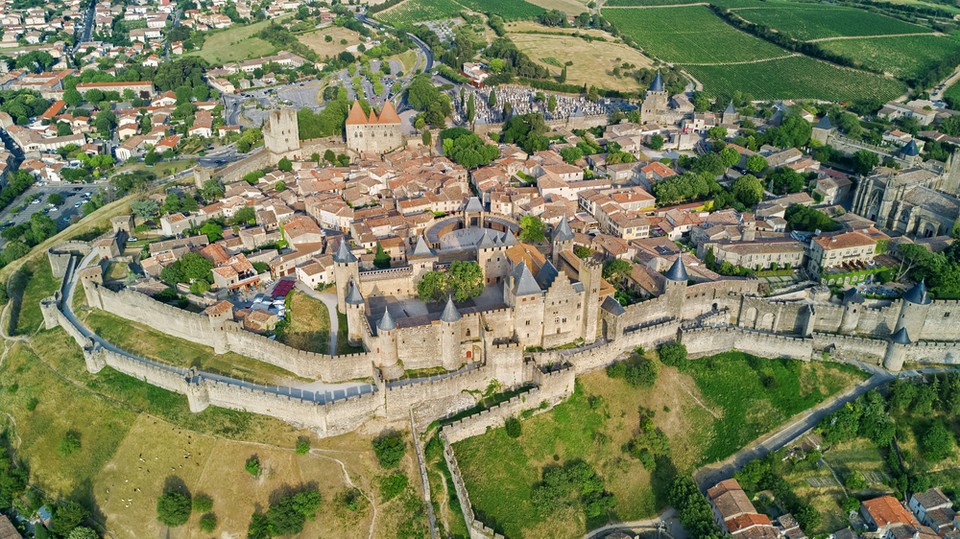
xmin=946 ymin=312 xmax=952 ymax=318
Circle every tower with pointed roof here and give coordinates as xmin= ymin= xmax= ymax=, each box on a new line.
xmin=332 ymin=237 xmax=360 ymax=313
xmin=895 ymin=279 xmax=931 ymax=342
xmin=377 ymin=307 xmax=399 ymax=369
xmin=408 ymin=235 xmax=439 ymax=283
xmin=884 ymin=327 xmax=911 ymax=371
xmin=662 ymin=256 xmax=688 ymax=314
xmin=439 ymin=296 xmax=463 ymax=370
xmin=344 ymin=99 xmax=404 ymax=155
xmin=345 ymin=281 xmax=366 ymax=345
xmin=840 ymin=287 xmax=865 ymax=334
xmin=551 ymin=218 xmax=575 ymax=266
xmin=722 ymin=100 xmax=739 ymax=125
xmin=504 ymin=260 xmax=546 ymax=346
xmin=640 ymin=71 xmax=670 ymax=125
xmin=263 ymin=108 xmax=300 ymax=164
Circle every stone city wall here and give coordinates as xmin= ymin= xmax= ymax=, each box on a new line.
xmin=906 ymin=340 xmax=960 ymax=365
xmin=89 ymin=284 xmax=376 ymax=382
xmin=217 ymin=148 xmax=271 ymax=184
xmin=681 ymin=326 xmax=814 ymax=360
xmin=813 ymin=333 xmax=888 ymax=363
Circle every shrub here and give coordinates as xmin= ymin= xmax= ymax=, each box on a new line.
xmin=192 ymin=493 xmax=213 ymax=512
xmin=57 ymin=431 xmax=81 ymax=456
xmin=372 ymin=431 xmax=406 ymax=468
xmin=336 ymin=488 xmax=367 ymax=512
xmin=920 ymin=421 xmax=954 ymax=462
xmin=156 ymin=491 xmax=191 ymax=527
xmin=199 ymin=512 xmax=217 ymax=532
xmin=295 ymin=437 xmax=310 ymax=455
xmin=844 ymin=471 xmax=867 ymax=491
xmin=658 ymin=342 xmax=688 ymax=367
xmin=245 ymin=456 xmax=261 ymax=477
xmin=504 ymin=417 xmax=522 ymax=438
xmin=379 ymin=472 xmax=408 ymax=501
xmin=606 ymin=350 xmax=659 ymax=388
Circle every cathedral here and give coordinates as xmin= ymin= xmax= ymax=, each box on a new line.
xmin=853 ymin=164 xmax=960 ymax=238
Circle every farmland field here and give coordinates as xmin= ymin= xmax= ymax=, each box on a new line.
xmin=526 ymin=0 xmax=591 ymax=15
xmin=185 ymin=17 xmax=287 ymax=64
xmin=453 ymin=352 xmax=867 ymax=539
xmin=819 ymin=34 xmax=960 ymax=80
xmin=457 ymin=0 xmax=545 ymax=19
xmin=297 ymin=26 xmax=364 ymax=58
xmin=732 ymin=4 xmax=931 ymax=41
xmin=944 ymin=79 xmax=960 ymax=106
xmin=684 ymin=56 xmax=907 ymax=101
xmin=602 ymin=6 xmax=787 ymax=63
xmin=508 ymin=32 xmax=654 ymax=91
xmin=605 ymin=0 xmax=773 ymax=6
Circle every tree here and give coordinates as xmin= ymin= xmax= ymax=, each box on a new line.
xmin=373 ymin=243 xmax=391 ymax=269
xmin=920 ymin=421 xmax=954 ymax=462
xmin=447 ymin=261 xmax=484 ymax=302
xmin=602 ymin=259 xmax=632 ymax=285
xmin=265 ymin=489 xmax=322 ymax=536
xmin=547 ymin=94 xmax=557 ymax=113
xmin=199 ymin=221 xmax=223 ymax=242
xmin=199 ymin=513 xmax=217 ymax=532
xmin=708 ymin=126 xmax=727 ymax=141
xmin=372 ymin=431 xmax=405 ymax=468
xmin=67 ymin=528 xmax=99 ymax=539
xmin=57 ymin=431 xmax=81 ymax=456
xmin=199 ymin=179 xmax=224 ymax=201
xmin=488 ymin=89 xmax=497 ymax=108
xmin=732 ymin=175 xmax=764 ymax=207
xmin=649 ymin=134 xmax=664 ymax=150
xmin=417 ymin=272 xmax=448 ymax=303
xmin=50 ymin=501 xmax=89 ymax=536
xmin=560 ymin=147 xmax=583 ymax=165
xmin=519 ymin=215 xmax=546 ymax=243
xmin=231 ymin=206 xmax=256 ymax=226
xmin=47 ymin=193 xmax=65 ymax=205
xmin=746 ymin=154 xmax=768 ymax=174
xmin=767 ymin=167 xmax=806 ymax=195
xmin=785 ymin=204 xmax=840 ymax=232
xmin=439 ymin=127 xmax=498 ymax=169
xmin=63 ymin=88 xmax=82 ymax=107
xmin=467 ymin=93 xmax=476 ymax=123
xmin=421 ymin=129 xmax=432 ymax=151
xmin=156 ymin=491 xmax=191 ymax=527
xmin=658 ymin=342 xmax=687 ymax=366
xmin=720 ymin=146 xmax=740 ymax=168
xmin=277 ymin=157 xmax=293 ymax=172
xmin=245 ymin=456 xmax=261 ymax=477
xmin=295 ymin=437 xmax=310 ymax=455
xmin=505 ymin=417 xmax=522 ymax=438
xmin=853 ymin=150 xmax=880 ymax=175
xmin=193 ymin=494 xmax=213 ymax=513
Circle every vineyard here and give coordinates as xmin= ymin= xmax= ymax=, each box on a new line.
xmin=376 ymin=0 xmax=463 ymax=25
xmin=457 ymin=0 xmax=545 ymax=19
xmin=603 ymin=6 xmax=786 ymax=64
xmin=685 ymin=56 xmax=906 ymax=101
xmin=819 ymin=34 xmax=960 ymax=80
xmin=732 ymin=4 xmax=930 ymax=41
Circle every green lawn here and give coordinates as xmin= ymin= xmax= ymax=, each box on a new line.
xmin=453 ymin=353 xmax=867 ymax=539
xmin=279 ymin=291 xmax=331 ymax=354
xmin=13 ymin=257 xmax=60 ymax=336
xmin=684 ymin=56 xmax=906 ymax=102
xmin=733 ymin=4 xmax=930 ymax=41
xmin=819 ymin=34 xmax=960 ymax=80
xmin=185 ymin=18 xmax=284 ymax=64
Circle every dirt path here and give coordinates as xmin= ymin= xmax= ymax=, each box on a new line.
xmin=677 ymin=379 xmax=721 ymax=420
xmin=807 ymin=31 xmax=942 ymax=43
xmin=681 ymin=53 xmax=800 ymax=66
xmin=602 ymin=2 xmax=707 ymax=7
xmin=310 ymin=448 xmax=379 ymax=539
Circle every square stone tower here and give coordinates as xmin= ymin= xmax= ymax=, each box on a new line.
xmin=263 ymin=108 xmax=300 ymax=161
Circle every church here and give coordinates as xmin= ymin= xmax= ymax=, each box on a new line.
xmin=853 ymin=166 xmax=960 ymax=238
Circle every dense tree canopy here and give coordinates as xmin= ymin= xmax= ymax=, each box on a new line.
xmin=439 ymin=127 xmax=498 ymax=169
xmin=784 ymin=204 xmax=840 ymax=232
xmin=417 ymin=261 xmax=484 ymax=303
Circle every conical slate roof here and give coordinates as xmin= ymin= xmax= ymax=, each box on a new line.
xmin=552 ymin=218 xmax=575 ymax=243
xmin=465 ymin=196 xmax=483 ymax=213
xmin=411 ymin=235 xmax=435 ymax=257
xmin=815 ymin=116 xmax=832 ymax=130
xmin=440 ymin=296 xmax=461 ymax=323
xmin=378 ymin=308 xmax=396 ymax=332
xmin=665 ymin=257 xmax=688 ymax=282
xmin=346 ymin=281 xmax=364 ymax=305
xmin=513 ymin=261 xmax=542 ymax=296
xmin=902 ymin=139 xmax=920 ymax=157
xmin=478 ymin=230 xmax=496 ymax=250
xmin=842 ymin=287 xmax=865 ymax=305
xmin=903 ymin=279 xmax=931 ymax=305
xmin=333 ymin=238 xmax=357 ymax=264
xmin=724 ymin=100 xmax=736 ymax=114
xmin=503 ymin=229 xmax=518 ymax=246
xmin=650 ymin=71 xmax=665 ymax=93
xmin=892 ymin=327 xmax=911 ymax=345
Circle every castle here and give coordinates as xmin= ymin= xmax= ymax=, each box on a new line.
xmin=262 ymin=108 xmax=302 ymax=164
xmin=639 ymin=72 xmax=685 ymax=125
xmin=344 ymin=100 xmax=404 ymax=155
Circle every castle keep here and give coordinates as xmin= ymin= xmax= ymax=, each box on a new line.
xmin=345 ymin=100 xmax=404 ymax=155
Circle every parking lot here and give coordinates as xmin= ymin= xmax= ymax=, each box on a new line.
xmin=0 ymin=183 xmax=105 ymax=247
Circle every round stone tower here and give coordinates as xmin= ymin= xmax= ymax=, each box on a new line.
xmin=377 ymin=307 xmax=399 ymax=371
xmin=439 ymin=296 xmax=462 ymax=371
xmin=345 ymin=281 xmax=365 ymax=346
xmin=332 ymin=238 xmax=359 ymax=314
xmin=663 ymin=257 xmax=688 ymax=314
xmin=839 ymin=288 xmax=865 ymax=334
xmin=895 ymin=280 xmax=931 ymax=341
xmin=884 ymin=327 xmax=911 ymax=371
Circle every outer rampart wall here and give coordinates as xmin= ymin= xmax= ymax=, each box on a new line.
xmin=813 ymin=333 xmax=888 ymax=363
xmin=681 ymin=327 xmax=814 ymax=360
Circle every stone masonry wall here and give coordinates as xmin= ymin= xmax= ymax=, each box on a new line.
xmin=681 ymin=326 xmax=814 ymax=360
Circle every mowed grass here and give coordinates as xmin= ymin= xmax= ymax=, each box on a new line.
xmin=819 ymin=34 xmax=960 ymax=79
xmin=377 ymin=0 xmax=464 ymax=25
xmin=454 ymin=353 xmax=866 ymax=539
xmin=279 ymin=291 xmax=331 ymax=353
xmin=79 ymin=309 xmax=305 ymax=384
xmin=297 ymin=26 xmax=364 ymax=59
xmin=186 ymin=18 xmax=283 ymax=64
xmin=732 ymin=4 xmax=930 ymax=41
xmin=685 ymin=56 xmax=906 ymax=101
xmin=508 ymin=32 xmax=654 ymax=91
xmin=13 ymin=256 xmax=60 ymax=336
xmin=602 ymin=6 xmax=787 ymax=63
xmin=0 ymin=342 xmax=136 ymax=497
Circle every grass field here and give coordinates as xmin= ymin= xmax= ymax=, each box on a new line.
xmin=279 ymin=291 xmax=331 ymax=354
xmin=603 ymin=6 xmax=787 ymax=63
xmin=377 ymin=0 xmax=465 ymax=25
xmin=454 ymin=353 xmax=867 ymax=539
xmin=79 ymin=309 xmax=305 ymax=385
xmin=732 ymin=4 xmax=931 ymax=41
xmin=508 ymin=32 xmax=654 ymax=91
xmin=186 ymin=18 xmax=285 ymax=64
xmin=684 ymin=56 xmax=907 ymax=101
xmin=297 ymin=26 xmax=364 ymax=59
xmin=13 ymin=256 xmax=59 ymax=336
xmin=819 ymin=34 xmax=960 ymax=79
